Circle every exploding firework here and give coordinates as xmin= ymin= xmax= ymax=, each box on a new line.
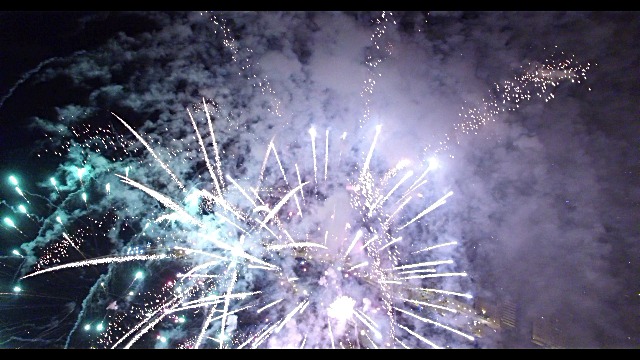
xmin=13 ymin=102 xmax=471 ymax=349
xmin=0 ymin=11 xmax=591 ymax=349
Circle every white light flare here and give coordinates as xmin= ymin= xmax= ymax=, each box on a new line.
xmin=327 ymin=296 xmax=356 ymax=322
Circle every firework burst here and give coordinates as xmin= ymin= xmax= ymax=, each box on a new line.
xmin=0 ymin=11 xmax=592 ymax=349
xmin=17 ymin=99 xmax=471 ymax=348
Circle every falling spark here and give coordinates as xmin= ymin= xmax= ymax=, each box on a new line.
xmin=363 ymin=124 xmax=382 ymax=172
xmin=343 ymin=229 xmax=363 ymax=259
xmin=394 ymin=307 xmax=475 ymax=342
xmin=112 ymin=113 xmax=185 ymax=190
xmin=257 ymin=299 xmax=284 ymax=314
xmin=398 ymin=191 xmax=453 ymax=230
xmin=309 ymin=126 xmax=318 ymax=189
xmin=324 ymin=129 xmax=329 ymax=182
xmin=412 ymin=241 xmax=458 ymax=254
xmin=378 ymin=236 xmax=402 ymax=252
xmin=21 ymin=254 xmax=169 ymax=280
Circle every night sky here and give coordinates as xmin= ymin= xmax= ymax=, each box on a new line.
xmin=0 ymin=10 xmax=638 ymax=349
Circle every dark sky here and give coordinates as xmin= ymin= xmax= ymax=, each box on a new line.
xmin=0 ymin=10 xmax=638 ymax=349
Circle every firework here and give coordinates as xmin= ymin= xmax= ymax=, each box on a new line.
xmin=0 ymin=11 xmax=591 ymax=349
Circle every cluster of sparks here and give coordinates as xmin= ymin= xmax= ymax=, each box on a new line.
xmin=207 ymin=12 xmax=283 ymax=118
xmin=432 ymin=47 xmax=593 ymax=156
xmin=0 ymin=12 xmax=592 ymax=349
